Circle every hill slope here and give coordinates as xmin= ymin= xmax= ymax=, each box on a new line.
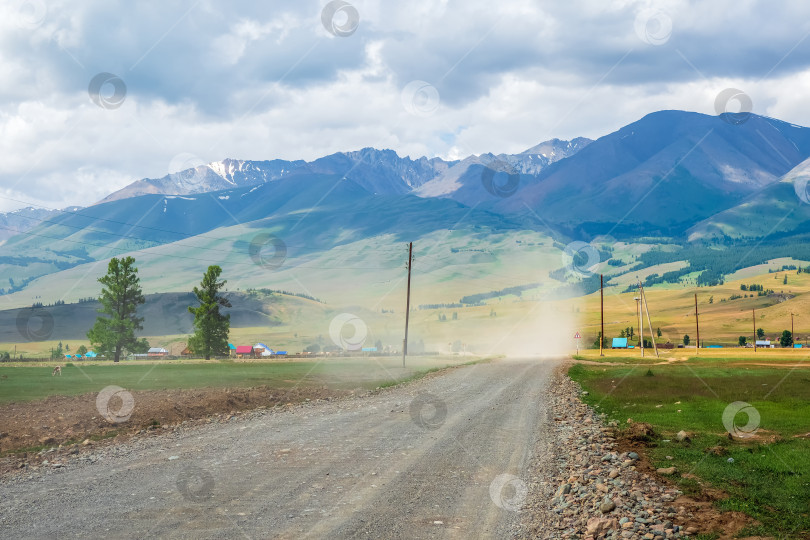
xmin=688 ymin=156 xmax=810 ymax=240
xmin=495 ymin=111 xmax=810 ymax=236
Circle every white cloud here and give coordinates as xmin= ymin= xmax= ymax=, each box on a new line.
xmin=212 ymin=16 xmax=300 ymax=65
xmin=1 ymin=0 xmax=810 ymax=211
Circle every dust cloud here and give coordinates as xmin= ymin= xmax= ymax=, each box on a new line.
xmin=486 ymin=300 xmax=580 ymax=358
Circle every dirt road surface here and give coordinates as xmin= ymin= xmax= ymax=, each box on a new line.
xmin=0 ymin=358 xmax=560 ymax=539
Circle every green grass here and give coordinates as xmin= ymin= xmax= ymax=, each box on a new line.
xmin=575 ymin=353 xmax=668 ymax=364
xmin=569 ymin=363 xmax=810 ymax=538
xmin=0 ymin=356 xmax=473 ymax=404
xmin=683 ymin=354 xmax=810 ymax=364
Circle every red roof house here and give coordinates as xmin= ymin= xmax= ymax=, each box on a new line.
xmin=235 ymin=345 xmax=254 ymax=358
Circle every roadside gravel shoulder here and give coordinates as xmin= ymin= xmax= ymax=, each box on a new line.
xmin=519 ymin=363 xmax=697 ymax=540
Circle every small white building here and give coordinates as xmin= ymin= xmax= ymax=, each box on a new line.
xmin=253 ymin=343 xmax=275 ymax=356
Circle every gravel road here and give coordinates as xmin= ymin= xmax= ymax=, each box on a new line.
xmin=0 ymin=358 xmax=560 ymax=539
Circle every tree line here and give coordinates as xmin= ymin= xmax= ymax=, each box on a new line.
xmin=636 ymin=238 xmax=810 ymax=286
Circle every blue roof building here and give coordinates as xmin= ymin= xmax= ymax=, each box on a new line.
xmin=612 ymin=338 xmax=628 ymax=348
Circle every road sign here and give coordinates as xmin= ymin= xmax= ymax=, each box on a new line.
xmin=574 ymin=332 xmax=581 ymax=339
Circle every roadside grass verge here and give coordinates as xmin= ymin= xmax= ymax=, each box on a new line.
xmin=569 ymin=363 xmax=810 ymax=538
xmin=0 ymin=356 xmax=480 ymax=404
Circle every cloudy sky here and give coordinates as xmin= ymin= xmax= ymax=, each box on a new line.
xmin=1 ymin=0 xmax=810 ymax=211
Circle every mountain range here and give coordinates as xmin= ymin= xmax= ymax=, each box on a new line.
xmin=96 ymin=138 xmax=594 ymax=204
xmin=0 ymin=206 xmax=82 ymax=244
xmin=3 ymin=109 xmax=810 ymax=305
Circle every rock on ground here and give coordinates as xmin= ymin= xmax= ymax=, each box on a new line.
xmin=518 ymin=365 xmax=692 ymax=539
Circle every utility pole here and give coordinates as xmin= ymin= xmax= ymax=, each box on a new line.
xmin=640 ymin=284 xmax=659 ymax=358
xmin=599 ymin=274 xmax=605 ymax=356
xmin=753 ymin=309 xmax=757 ymax=352
xmin=403 ymin=242 xmax=413 ymax=367
xmin=791 ymin=313 xmax=795 ymax=340
xmin=694 ymin=293 xmax=700 ymax=352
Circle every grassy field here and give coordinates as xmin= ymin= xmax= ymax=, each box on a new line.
xmin=0 ymin=355 xmax=480 ymax=404
xmin=575 ymin=262 xmax=810 ymax=349
xmin=575 ymin=347 xmax=810 ymax=365
xmin=569 ymin=361 xmax=810 ymax=537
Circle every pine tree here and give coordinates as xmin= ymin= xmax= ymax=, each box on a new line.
xmin=87 ymin=257 xmax=148 ymax=362
xmin=188 ymin=265 xmax=231 ymax=360
xmin=593 ymin=331 xmax=609 ymax=349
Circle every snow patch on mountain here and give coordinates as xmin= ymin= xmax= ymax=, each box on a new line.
xmin=415 ymin=138 xmax=592 ymax=198
xmin=96 ymin=137 xmax=589 ymax=205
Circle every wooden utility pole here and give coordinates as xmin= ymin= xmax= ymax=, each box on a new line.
xmin=403 ymin=242 xmax=413 ymax=367
xmin=791 ymin=313 xmax=797 ymax=349
xmin=753 ymin=309 xmax=757 ymax=352
xmin=600 ymin=274 xmax=604 ymax=357
xmin=694 ymin=294 xmax=700 ymax=352
xmin=640 ymin=284 xmax=659 ymax=358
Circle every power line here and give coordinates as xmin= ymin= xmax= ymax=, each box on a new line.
xmin=416 ymin=252 xmax=544 ymax=286
xmin=0 ymin=199 xmax=568 ymax=290
xmin=2 ymin=219 xmax=551 ymax=284
xmin=0 ymin=224 xmax=400 ymax=271
xmin=3 ymin=209 xmax=406 ymax=254
xmin=0 ymin=193 xmax=408 ymax=252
